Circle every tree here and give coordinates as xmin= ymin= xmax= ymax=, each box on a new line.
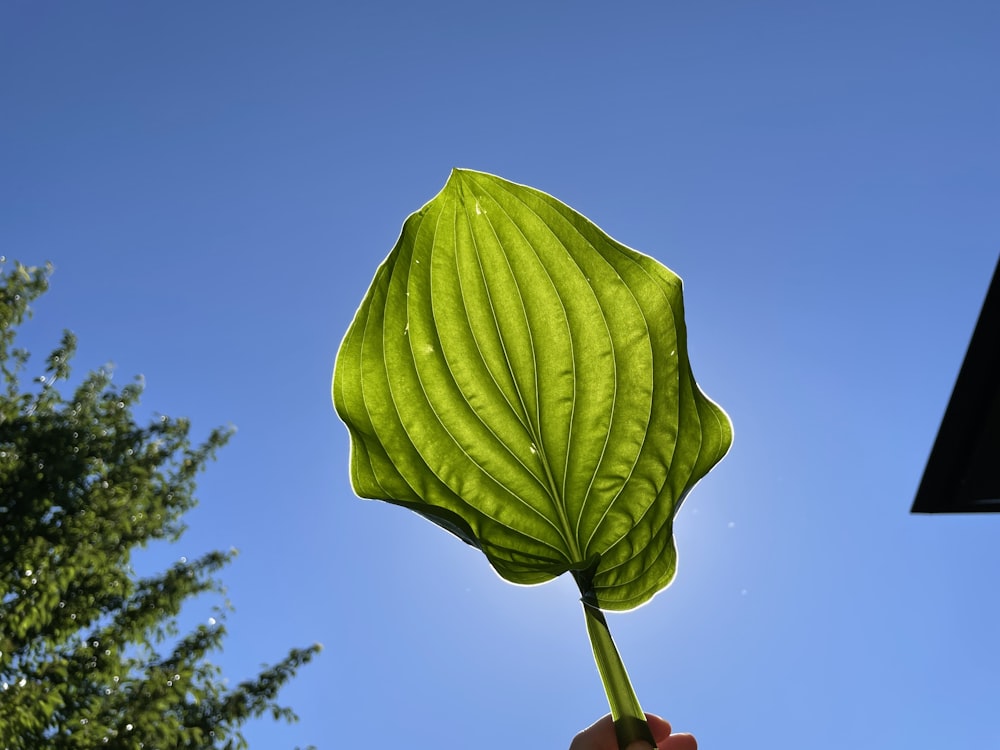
xmin=0 ymin=260 xmax=320 ymax=749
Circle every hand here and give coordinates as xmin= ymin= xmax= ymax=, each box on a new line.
xmin=570 ymin=713 xmax=697 ymax=750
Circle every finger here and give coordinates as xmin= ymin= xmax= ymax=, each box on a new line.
xmin=644 ymin=714 xmax=674 ymax=745
xmin=645 ymin=714 xmax=696 ymax=750
xmin=569 ymin=714 xmax=616 ymax=750
xmin=570 ymin=713 xmax=695 ymax=750
xmin=661 ymin=732 xmax=698 ymax=750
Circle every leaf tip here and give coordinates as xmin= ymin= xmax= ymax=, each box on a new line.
xmin=446 ymin=166 xmax=475 ymax=189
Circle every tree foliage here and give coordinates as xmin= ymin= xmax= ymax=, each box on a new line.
xmin=0 ymin=260 xmax=319 ymax=749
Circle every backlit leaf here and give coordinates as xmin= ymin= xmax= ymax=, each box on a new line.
xmin=333 ymin=169 xmax=731 ymax=611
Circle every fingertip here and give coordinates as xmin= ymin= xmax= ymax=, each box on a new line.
xmin=643 ymin=714 xmax=673 ymax=744
xmin=664 ymin=732 xmax=698 ymax=750
xmin=643 ymin=714 xmax=697 ymax=750
xmin=569 ymin=714 xmax=615 ymax=750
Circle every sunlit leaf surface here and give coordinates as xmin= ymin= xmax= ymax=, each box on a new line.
xmin=334 ymin=169 xmax=731 ymax=610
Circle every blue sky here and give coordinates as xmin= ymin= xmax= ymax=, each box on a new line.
xmin=3 ymin=2 xmax=999 ymax=748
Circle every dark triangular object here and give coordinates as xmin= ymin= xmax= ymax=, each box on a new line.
xmin=913 ymin=255 xmax=1000 ymax=512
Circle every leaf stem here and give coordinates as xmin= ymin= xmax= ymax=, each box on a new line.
xmin=577 ymin=586 xmax=655 ymax=749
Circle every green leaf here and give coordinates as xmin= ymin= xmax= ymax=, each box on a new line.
xmin=334 ymin=170 xmax=733 ymax=747
xmin=334 ymin=168 xmax=731 ymax=609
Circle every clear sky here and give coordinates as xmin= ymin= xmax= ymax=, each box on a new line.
xmin=3 ymin=2 xmax=999 ymax=748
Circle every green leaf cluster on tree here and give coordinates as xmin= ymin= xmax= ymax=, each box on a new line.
xmin=0 ymin=260 xmax=320 ymax=749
